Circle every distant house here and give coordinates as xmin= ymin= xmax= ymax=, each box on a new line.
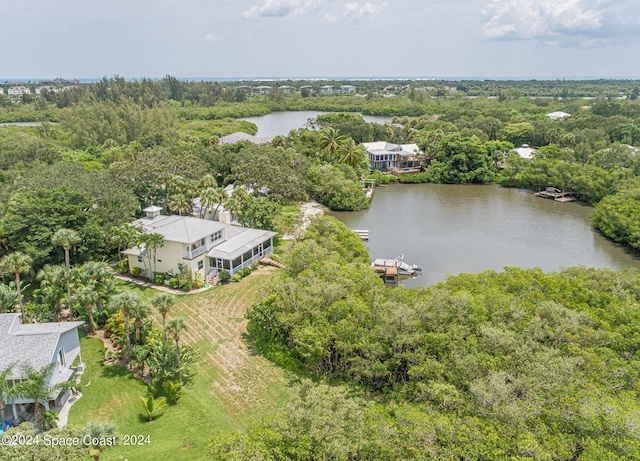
xmin=513 ymin=144 xmax=537 ymax=159
xmin=299 ymin=85 xmax=315 ymax=94
xmin=340 ymin=85 xmax=357 ymax=94
xmin=0 ymin=314 xmax=84 ymax=421
xmin=123 ymin=208 xmax=276 ymax=281
xmin=7 ymin=86 xmax=30 ymax=98
xmin=546 ymin=111 xmax=571 ymax=121
xmin=279 ymin=86 xmax=294 ymax=94
xmin=320 ymin=85 xmax=335 ymax=95
xmin=219 ymin=132 xmax=274 ymax=145
xmin=0 ymin=88 xmax=4 ymax=95
xmin=252 ymin=86 xmax=272 ymax=95
xmin=363 ymin=141 xmax=424 ymax=172
xmin=35 ymin=86 xmax=56 ymax=95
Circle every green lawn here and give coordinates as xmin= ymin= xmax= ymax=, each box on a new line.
xmin=69 ymin=270 xmax=292 ymax=460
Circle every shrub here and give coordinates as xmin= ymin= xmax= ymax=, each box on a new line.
xmin=153 ymin=272 xmax=165 ymax=285
xmin=168 ymin=278 xmax=180 ymax=289
xmin=232 ymin=274 xmax=242 ymax=283
xmin=182 ymin=284 xmax=192 ymax=292
xmin=218 ymin=270 xmax=230 ymax=283
xmin=192 ymin=278 xmax=204 ymax=289
xmin=131 ymin=267 xmax=143 ymax=277
xmin=114 ymin=259 xmax=129 ymax=273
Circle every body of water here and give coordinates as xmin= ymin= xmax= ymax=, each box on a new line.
xmin=0 ymin=122 xmax=45 ymax=127
xmin=241 ymin=111 xmax=393 ymax=137
xmin=331 ymin=184 xmax=640 ymax=287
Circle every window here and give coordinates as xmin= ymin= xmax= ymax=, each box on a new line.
xmin=137 ymin=255 xmax=142 ymax=263
xmin=210 ymin=230 xmax=222 ymax=243
xmin=198 ymin=260 xmax=204 ymax=270
xmin=58 ymin=348 xmax=65 ymax=366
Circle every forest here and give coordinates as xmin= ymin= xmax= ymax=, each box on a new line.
xmin=1 ymin=77 xmax=640 ymax=459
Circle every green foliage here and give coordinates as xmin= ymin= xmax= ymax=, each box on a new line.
xmin=139 ymin=395 xmax=167 ymax=422
xmin=114 ymin=259 xmax=129 ymax=273
xmin=168 ymin=278 xmax=179 ymax=289
xmin=153 ymin=272 xmax=165 ymax=285
xmin=307 ymin=163 xmax=369 ymax=211
xmin=0 ymin=423 xmax=86 ymax=461
xmin=40 ymin=410 xmax=59 ymax=431
xmin=592 ymin=180 xmax=640 ymax=249
xmin=130 ymin=267 xmax=143 ymax=277
xmin=218 ymin=270 xmax=230 ymax=283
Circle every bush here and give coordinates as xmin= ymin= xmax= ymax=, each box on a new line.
xmin=168 ymin=277 xmax=180 ymax=289
xmin=218 ymin=270 xmax=230 ymax=283
xmin=181 ymin=284 xmax=192 ymax=292
xmin=153 ymin=272 xmax=165 ymax=285
xmin=114 ymin=259 xmax=129 ymax=273
xmin=232 ymin=274 xmax=242 ymax=283
xmin=192 ymin=278 xmax=204 ymax=289
xmin=131 ymin=267 xmax=143 ymax=277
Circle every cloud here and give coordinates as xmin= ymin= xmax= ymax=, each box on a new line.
xmin=481 ymin=0 xmax=640 ymax=46
xmin=243 ymin=0 xmax=386 ymax=22
xmin=242 ymin=0 xmax=326 ymax=19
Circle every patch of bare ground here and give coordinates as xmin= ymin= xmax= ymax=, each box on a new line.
xmin=167 ymin=266 xmax=287 ymax=416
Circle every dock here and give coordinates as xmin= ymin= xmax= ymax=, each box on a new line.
xmin=535 ymin=187 xmax=578 ymax=202
xmin=353 ymin=229 xmax=369 ymax=241
xmin=371 ymin=265 xmax=398 ymax=286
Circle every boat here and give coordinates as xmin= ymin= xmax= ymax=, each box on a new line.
xmin=371 ymin=254 xmax=422 ymax=275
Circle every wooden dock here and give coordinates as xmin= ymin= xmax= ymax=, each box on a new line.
xmin=353 ymin=229 xmax=369 ymax=241
xmin=535 ymin=188 xmax=578 ymax=202
xmin=371 ymin=265 xmax=398 ymax=286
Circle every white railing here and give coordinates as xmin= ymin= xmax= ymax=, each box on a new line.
xmin=182 ymin=244 xmax=207 ymax=259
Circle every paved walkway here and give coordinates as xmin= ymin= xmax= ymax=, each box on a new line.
xmin=114 ymin=274 xmax=213 ymax=295
xmin=57 ymin=390 xmax=82 ymax=428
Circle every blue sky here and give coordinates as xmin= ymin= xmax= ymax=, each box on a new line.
xmin=2 ymin=0 xmax=639 ymax=79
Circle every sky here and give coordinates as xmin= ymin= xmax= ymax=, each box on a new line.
xmin=2 ymin=0 xmax=640 ymax=80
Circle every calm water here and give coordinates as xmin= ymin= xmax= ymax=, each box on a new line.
xmin=241 ymin=111 xmax=393 ymax=137
xmin=332 ymin=184 xmax=640 ymax=287
xmin=0 ymin=122 xmax=45 ymax=127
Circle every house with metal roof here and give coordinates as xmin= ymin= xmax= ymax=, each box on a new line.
xmin=123 ymin=207 xmax=276 ymax=282
xmin=546 ymin=111 xmax=571 ymax=121
xmin=0 ymin=313 xmax=84 ymax=422
xmin=513 ymin=144 xmax=537 ymax=159
xmin=363 ymin=141 xmax=424 ymax=173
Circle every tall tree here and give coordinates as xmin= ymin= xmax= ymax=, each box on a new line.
xmin=72 ymin=283 xmax=98 ymax=335
xmin=339 ymin=138 xmax=367 ymax=170
xmin=320 ymin=127 xmax=347 ymax=162
xmin=151 ymin=293 xmax=175 ymax=341
xmin=0 ymin=252 xmax=33 ymax=315
xmin=36 ymin=264 xmax=67 ymax=319
xmin=109 ymin=292 xmax=145 ymax=359
xmin=166 ymin=317 xmax=187 ymax=383
xmin=51 ymin=228 xmax=81 ymax=318
xmin=0 ymin=283 xmax=18 ymax=314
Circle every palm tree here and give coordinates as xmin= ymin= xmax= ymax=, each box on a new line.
xmin=83 ymin=420 xmax=117 ymax=461
xmin=81 ymin=261 xmax=115 ymax=312
xmin=12 ymin=363 xmax=73 ymax=428
xmin=51 ymin=228 xmax=81 ymax=318
xmin=131 ymin=301 xmax=150 ymax=344
xmin=72 ymin=283 xmax=99 ymax=335
xmin=0 ymin=364 xmax=16 ymax=425
xmin=110 ymin=223 xmax=140 ymax=262
xmin=36 ymin=264 xmax=66 ymax=319
xmin=0 ymin=251 xmax=33 ymax=315
xmin=151 ymin=293 xmax=175 ymax=341
xmin=198 ymin=174 xmax=218 ymax=190
xmin=139 ymin=395 xmax=167 ymax=422
xmin=109 ymin=292 xmax=145 ymax=358
xmin=139 ymin=233 xmax=164 ymax=275
xmin=199 ymin=187 xmax=225 ymax=220
xmin=167 ymin=193 xmax=191 ymax=216
xmin=166 ymin=317 xmax=187 ymax=383
xmin=0 ymin=283 xmax=18 ymax=314
xmin=320 ymin=127 xmax=347 ymax=162
xmin=339 ymin=138 xmax=367 ymax=169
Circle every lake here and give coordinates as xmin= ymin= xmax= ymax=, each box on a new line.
xmin=241 ymin=111 xmax=393 ymax=137
xmin=331 ymin=183 xmax=640 ymax=287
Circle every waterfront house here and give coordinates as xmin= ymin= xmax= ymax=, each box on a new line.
xmin=363 ymin=141 xmax=424 ymax=172
xmin=320 ymin=85 xmax=335 ymax=95
xmin=123 ymin=207 xmax=276 ymax=281
xmin=279 ymin=85 xmax=294 ymax=94
xmin=340 ymin=85 xmax=357 ymax=94
xmin=0 ymin=313 xmax=84 ymax=421
xmin=252 ymin=86 xmax=272 ymax=95
xmin=513 ymin=144 xmax=537 ymax=159
xmin=546 ymin=111 xmax=571 ymax=121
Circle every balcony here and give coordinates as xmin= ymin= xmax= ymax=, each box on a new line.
xmin=182 ymin=244 xmax=207 ymax=260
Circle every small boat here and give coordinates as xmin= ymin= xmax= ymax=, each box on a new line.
xmin=371 ymin=254 xmax=422 ymax=275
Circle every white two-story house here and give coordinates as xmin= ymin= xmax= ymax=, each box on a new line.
xmin=123 ymin=207 xmax=276 ymax=281
xmin=0 ymin=313 xmax=84 ymax=422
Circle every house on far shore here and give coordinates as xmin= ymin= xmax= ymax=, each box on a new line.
xmin=363 ymin=141 xmax=424 ymax=173
xmin=340 ymin=85 xmax=357 ymax=94
xmin=123 ymin=207 xmax=276 ymax=282
xmin=546 ymin=111 xmax=571 ymax=121
xmin=7 ymin=86 xmax=31 ymax=98
xmin=252 ymin=86 xmax=272 ymax=95
xmin=219 ymin=132 xmax=274 ymax=145
xmin=513 ymin=144 xmax=537 ymax=159
xmin=0 ymin=313 xmax=84 ymax=422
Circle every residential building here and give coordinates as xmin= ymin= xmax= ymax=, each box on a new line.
xmin=123 ymin=208 xmax=276 ymax=281
xmin=35 ymin=86 xmax=56 ymax=95
xmin=546 ymin=111 xmax=571 ymax=121
xmin=363 ymin=142 xmax=424 ymax=172
xmin=252 ymin=86 xmax=272 ymax=95
xmin=279 ymin=85 xmax=294 ymax=94
xmin=340 ymin=85 xmax=357 ymax=94
xmin=320 ymin=85 xmax=335 ymax=95
xmin=7 ymin=86 xmax=31 ymax=98
xmin=0 ymin=88 xmax=4 ymax=95
xmin=513 ymin=144 xmax=537 ymax=159
xmin=0 ymin=314 xmax=84 ymax=421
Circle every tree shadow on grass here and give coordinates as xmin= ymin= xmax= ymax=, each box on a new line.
xmin=101 ymin=365 xmax=134 ymax=379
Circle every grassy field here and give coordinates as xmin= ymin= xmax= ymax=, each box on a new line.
xmin=68 ymin=267 xmax=293 ymax=460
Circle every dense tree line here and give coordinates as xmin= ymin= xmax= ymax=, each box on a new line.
xmin=237 ymin=216 xmax=640 ymax=460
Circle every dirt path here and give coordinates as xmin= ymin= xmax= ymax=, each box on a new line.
xmin=168 ymin=267 xmax=288 ymax=416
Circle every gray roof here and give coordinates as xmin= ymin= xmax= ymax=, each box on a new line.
xmin=207 ymin=228 xmax=276 ymax=261
xmin=0 ymin=314 xmax=83 ymax=379
xmin=134 ymin=215 xmax=226 ymax=244
xmin=219 ymin=132 xmax=274 ymax=145
xmin=143 ymin=205 xmax=163 ymax=212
